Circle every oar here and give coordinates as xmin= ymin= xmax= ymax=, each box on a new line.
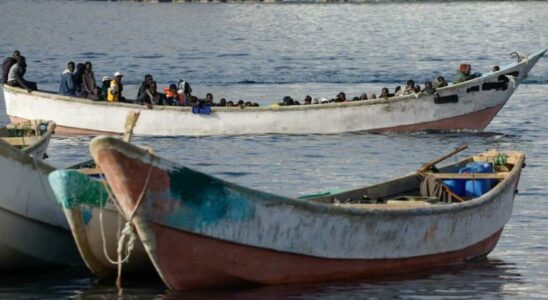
xmin=418 ymin=143 xmax=468 ymax=174
xmin=123 ymin=111 xmax=140 ymax=143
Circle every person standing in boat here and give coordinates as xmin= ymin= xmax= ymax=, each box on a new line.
xmin=7 ymin=56 xmax=37 ymax=92
xmin=59 ymin=61 xmax=76 ymax=96
xmin=82 ymin=61 xmax=99 ymax=100
xmin=2 ymin=50 xmax=20 ymax=84
xmin=107 ymin=71 xmax=125 ymax=102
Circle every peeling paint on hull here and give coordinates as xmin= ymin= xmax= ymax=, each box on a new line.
xmin=91 ymin=136 xmax=524 ymax=289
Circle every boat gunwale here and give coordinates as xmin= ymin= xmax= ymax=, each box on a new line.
xmin=90 ymin=136 xmax=525 ymax=219
xmin=4 ymin=49 xmax=544 ymax=114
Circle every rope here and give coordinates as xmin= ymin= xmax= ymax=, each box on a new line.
xmin=95 ymin=151 xmax=154 ymax=293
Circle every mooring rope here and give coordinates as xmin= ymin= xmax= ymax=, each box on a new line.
xmin=95 ymin=150 xmax=154 ymax=293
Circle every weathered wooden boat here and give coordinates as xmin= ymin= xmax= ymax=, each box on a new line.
xmin=90 ymin=136 xmax=525 ymax=290
xmin=0 ymin=136 xmax=81 ymax=269
xmin=3 ymin=50 xmax=545 ymax=136
xmin=48 ymin=167 xmax=154 ymax=279
xmin=0 ymin=120 xmax=55 ymax=160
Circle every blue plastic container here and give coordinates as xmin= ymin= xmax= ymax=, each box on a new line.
xmin=442 ymin=178 xmax=466 ymax=196
xmin=459 ymin=162 xmax=495 ymax=197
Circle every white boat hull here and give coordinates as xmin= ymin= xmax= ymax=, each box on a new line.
xmin=0 ymin=139 xmax=80 ymax=269
xmin=3 ymin=50 xmax=545 ymax=137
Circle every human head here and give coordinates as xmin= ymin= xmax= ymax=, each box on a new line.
xmin=282 ymin=96 xmax=294 ymax=105
xmin=406 ymin=80 xmax=415 ymax=87
xmin=13 ymin=50 xmax=20 ymax=58
xmin=337 ymin=92 xmax=346 ymax=101
xmin=17 ymin=56 xmax=27 ymax=67
xmin=102 ymin=76 xmax=112 ymax=84
xmin=144 ymin=74 xmax=153 ymax=82
xmin=492 ymin=66 xmax=500 ymax=72
xmin=237 ymin=100 xmax=244 ymax=106
xmin=414 ymin=85 xmax=421 ymax=93
xmin=425 ymin=81 xmax=433 ymax=88
xmin=437 ymin=76 xmax=446 ymax=83
xmin=76 ymin=63 xmax=85 ymax=74
xmin=169 ymin=83 xmax=177 ymax=92
xmin=381 ymin=88 xmax=389 ymax=96
xmin=459 ymin=64 xmax=471 ymax=75
xmin=219 ymin=98 xmax=227 ymax=106
xmin=227 ymin=101 xmax=234 ymax=107
xmin=304 ymin=95 xmax=312 ymax=104
xmin=85 ymin=61 xmax=93 ymax=71
xmin=206 ymin=93 xmax=213 ymax=102
xmin=360 ymin=93 xmax=368 ymax=100
xmin=113 ymin=71 xmax=123 ymax=82
xmin=67 ymin=61 xmax=75 ymax=73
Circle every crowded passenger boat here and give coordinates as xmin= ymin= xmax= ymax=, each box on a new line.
xmin=2 ymin=49 xmax=504 ymax=109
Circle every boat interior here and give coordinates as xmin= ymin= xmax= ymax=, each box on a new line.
xmin=304 ymin=150 xmax=523 ymax=208
xmin=0 ymin=121 xmax=49 ymax=150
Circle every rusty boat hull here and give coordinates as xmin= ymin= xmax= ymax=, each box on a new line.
xmin=91 ymin=136 xmax=524 ymax=290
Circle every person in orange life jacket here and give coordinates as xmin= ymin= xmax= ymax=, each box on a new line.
xmin=107 ymin=71 xmax=125 ymax=102
xmin=164 ymin=83 xmax=183 ymax=106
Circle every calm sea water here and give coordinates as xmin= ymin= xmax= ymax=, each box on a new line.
xmin=1 ymin=0 xmax=548 ymax=299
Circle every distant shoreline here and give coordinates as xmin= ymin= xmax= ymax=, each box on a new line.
xmin=88 ymin=0 xmax=546 ymax=3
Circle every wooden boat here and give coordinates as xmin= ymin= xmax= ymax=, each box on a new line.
xmin=47 ymin=167 xmax=154 ymax=279
xmin=90 ymin=135 xmax=525 ymax=290
xmin=0 ymin=120 xmax=55 ymax=160
xmin=0 ymin=136 xmax=81 ymax=269
xmin=3 ymin=49 xmax=545 ymax=136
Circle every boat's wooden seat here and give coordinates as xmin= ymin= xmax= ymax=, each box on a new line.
xmin=430 ymin=172 xmax=509 ymax=180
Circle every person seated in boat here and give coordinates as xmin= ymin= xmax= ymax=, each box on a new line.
xmin=107 ymin=71 xmax=125 ymax=102
xmin=178 ymin=80 xmax=193 ymax=105
xmin=335 ymin=92 xmax=347 ymax=102
xmin=164 ymin=83 xmax=183 ymax=106
xmin=218 ymin=98 xmax=227 ymax=107
xmin=73 ymin=63 xmax=86 ymax=97
xmin=304 ymin=95 xmax=312 ymax=105
xmin=400 ymin=80 xmax=416 ymax=95
xmin=136 ymin=81 xmax=166 ymax=107
xmin=380 ymin=87 xmax=390 ymax=99
xmin=205 ymin=93 xmax=214 ymax=106
xmin=137 ymin=74 xmax=153 ymax=99
xmin=453 ymin=64 xmax=481 ymax=84
xmin=394 ymin=85 xmax=401 ymax=95
xmin=99 ymin=76 xmax=112 ymax=101
xmin=422 ymin=81 xmax=436 ymax=95
xmin=435 ymin=76 xmax=448 ymax=88
xmin=279 ymin=96 xmax=294 ymax=106
xmin=59 ymin=61 xmax=76 ymax=96
xmin=2 ymin=50 xmax=20 ymax=84
xmin=82 ymin=61 xmax=99 ymax=100
xmin=6 ymin=56 xmax=37 ymax=92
